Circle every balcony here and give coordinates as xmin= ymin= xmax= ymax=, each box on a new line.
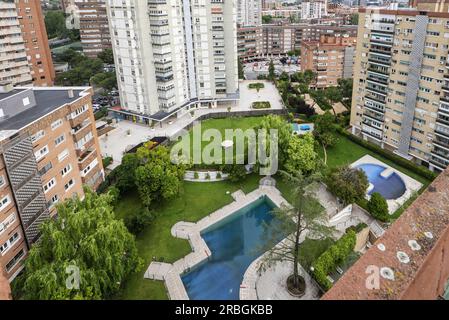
xmin=71 ymin=121 xmax=92 ymax=142
xmin=365 ymin=94 xmax=386 ymax=104
xmin=78 ymin=149 xmax=97 ymax=171
xmin=69 ymin=110 xmax=90 ymax=128
xmin=367 ymin=76 xmax=388 ymax=86
xmin=363 ymin=112 xmax=384 ymax=122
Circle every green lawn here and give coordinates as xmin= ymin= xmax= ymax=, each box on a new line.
xmin=322 ymin=134 xmax=431 ymax=187
xmin=114 ymin=174 xmax=261 ymax=300
xmin=186 ymin=116 xmax=266 ymax=165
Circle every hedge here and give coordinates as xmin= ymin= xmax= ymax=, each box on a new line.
xmin=335 ymin=126 xmax=437 ymax=181
xmin=312 ymin=230 xmax=356 ymax=291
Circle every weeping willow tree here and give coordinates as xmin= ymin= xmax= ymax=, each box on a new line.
xmin=19 ymin=188 xmax=142 ymax=300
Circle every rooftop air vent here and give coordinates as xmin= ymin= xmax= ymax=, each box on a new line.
xmin=377 ymin=243 xmax=386 ymax=251
xmin=397 ymin=251 xmax=410 ymax=264
xmin=380 ymin=267 xmax=395 ymax=280
xmin=408 ymin=240 xmax=421 ymax=251
xmin=424 ymin=231 xmax=433 ymax=239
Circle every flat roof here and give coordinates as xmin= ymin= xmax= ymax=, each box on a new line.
xmin=0 ymin=88 xmax=86 ymax=131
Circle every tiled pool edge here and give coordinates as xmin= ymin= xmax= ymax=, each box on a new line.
xmin=350 ymin=154 xmax=423 ymax=213
xmin=144 ymin=185 xmax=290 ymax=300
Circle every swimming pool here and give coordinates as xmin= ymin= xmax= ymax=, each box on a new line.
xmin=181 ymin=196 xmax=286 ymax=300
xmin=292 ymin=123 xmax=313 ymax=134
xmin=355 ymin=163 xmax=406 ymax=200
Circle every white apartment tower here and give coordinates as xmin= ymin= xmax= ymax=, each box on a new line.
xmin=237 ymin=0 xmax=262 ymax=26
xmin=106 ymin=0 xmax=239 ymax=118
xmin=0 ymin=1 xmax=32 ymax=86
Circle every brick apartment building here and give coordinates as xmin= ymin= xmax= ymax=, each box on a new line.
xmin=301 ymin=34 xmax=356 ymax=88
xmin=0 ymin=84 xmax=104 ymax=283
xmin=15 ymin=0 xmax=55 ymax=86
xmin=323 ymin=167 xmax=449 ymax=299
xmin=237 ymin=23 xmax=357 ymax=61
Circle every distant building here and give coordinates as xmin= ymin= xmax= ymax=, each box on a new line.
xmin=238 ymin=0 xmax=262 ymax=27
xmin=301 ymin=34 xmax=356 ymax=88
xmin=350 ymin=7 xmax=449 ymax=172
xmin=0 ymin=85 xmax=104 ymax=281
xmin=105 ymin=0 xmax=239 ymax=121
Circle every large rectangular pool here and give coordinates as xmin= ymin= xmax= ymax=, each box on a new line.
xmin=181 ymin=196 xmax=287 ymax=300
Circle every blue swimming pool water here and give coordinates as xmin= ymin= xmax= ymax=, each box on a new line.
xmin=181 ymin=196 xmax=286 ymax=300
xmin=299 ymin=124 xmax=311 ymax=130
xmin=292 ymin=123 xmax=312 ymax=132
xmin=355 ymin=163 xmax=406 ymax=200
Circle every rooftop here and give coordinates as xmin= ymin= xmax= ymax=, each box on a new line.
xmin=322 ymin=168 xmax=449 ymax=300
xmin=0 ymin=87 xmax=88 ymax=132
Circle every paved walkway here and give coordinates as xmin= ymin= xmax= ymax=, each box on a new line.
xmin=143 ymin=184 xmax=289 ymax=300
xmin=100 ymin=80 xmax=285 ymax=169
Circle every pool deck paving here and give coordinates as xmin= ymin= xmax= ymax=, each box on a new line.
xmin=350 ymin=155 xmax=423 ymax=213
xmin=144 ymin=184 xmax=290 ymax=300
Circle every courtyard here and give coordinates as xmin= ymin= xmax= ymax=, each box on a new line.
xmin=113 ymin=116 xmax=432 ymax=300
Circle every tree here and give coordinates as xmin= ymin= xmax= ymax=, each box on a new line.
xmin=115 ymin=153 xmax=140 ymax=192
xmin=238 ymin=58 xmax=245 ymax=79
xmin=324 ymin=86 xmax=343 ymax=105
xmin=325 ymin=166 xmax=369 ymax=205
xmin=260 ymin=170 xmax=335 ymax=296
xmin=285 ymin=133 xmax=318 ymax=174
xmin=337 ymin=78 xmax=353 ymax=101
xmin=350 ymin=13 xmax=359 ymax=25
xmin=262 ymin=15 xmax=273 ymax=24
xmin=98 ymin=48 xmax=114 ymax=64
xmin=19 ymin=188 xmax=141 ymax=300
xmin=288 ymin=95 xmax=316 ymax=117
xmin=135 ymin=145 xmax=186 ymax=207
xmin=44 ymin=11 xmax=66 ymax=39
xmin=268 ymin=59 xmax=275 ymax=81
xmin=91 ymin=72 xmax=117 ymax=91
xmin=314 ymin=112 xmax=339 ymax=164
xmin=367 ymin=192 xmax=389 ymax=222
xmin=303 ymin=70 xmax=316 ymax=86
xmin=221 ymin=164 xmax=247 ymax=182
xmin=55 ymin=58 xmax=104 ymax=86
xmin=258 ymin=115 xmax=293 ymax=166
xmin=124 ymin=207 xmax=155 ymax=235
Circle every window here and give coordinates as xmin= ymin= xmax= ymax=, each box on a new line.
xmin=43 ymin=178 xmax=56 ymax=193
xmin=31 ymin=130 xmax=45 ymax=143
xmin=0 ymin=195 xmax=11 ymax=212
xmin=82 ymin=159 xmax=98 ymax=177
xmin=35 ymin=145 xmax=49 ymax=161
xmin=5 ymin=249 xmax=25 ymax=272
xmin=58 ymin=149 xmax=69 ymax=162
xmin=39 ymin=162 xmax=53 ymax=176
xmin=61 ymin=164 xmax=72 ymax=177
xmin=54 ymin=134 xmax=65 ymax=146
xmin=48 ymin=194 xmax=59 ymax=208
xmin=0 ymin=232 xmax=20 ymax=256
xmin=51 ymin=119 xmax=63 ymax=130
xmin=64 ymin=179 xmax=75 ymax=191
xmin=0 ymin=175 xmax=4 ymax=188
xmin=0 ymin=213 xmax=16 ymax=236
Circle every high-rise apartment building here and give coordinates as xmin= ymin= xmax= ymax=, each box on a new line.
xmin=0 ymin=1 xmax=32 ymax=86
xmin=237 ymin=0 xmax=262 ymax=26
xmin=350 ymin=7 xmax=449 ymax=172
xmin=0 ymin=0 xmax=55 ymax=87
xmin=301 ymin=34 xmax=356 ymax=88
xmin=0 ymin=84 xmax=104 ymax=281
xmin=72 ymin=0 xmax=112 ymax=58
xmin=15 ymin=0 xmax=55 ymax=86
xmin=105 ymin=0 xmax=239 ymax=120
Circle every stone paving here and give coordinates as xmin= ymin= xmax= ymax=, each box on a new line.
xmin=100 ymin=80 xmax=285 ymax=169
xmin=143 ymin=184 xmax=289 ymax=300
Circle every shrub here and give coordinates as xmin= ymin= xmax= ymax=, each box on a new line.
xmin=216 ymin=172 xmax=222 ymax=179
xmin=248 ymin=82 xmax=265 ymax=92
xmin=367 ymin=192 xmax=389 ymax=222
xmin=102 ymin=156 xmax=113 ymax=168
xmin=107 ymin=186 xmax=120 ymax=205
xmin=124 ymin=207 xmax=155 ymax=235
xmin=325 ymin=165 xmax=369 ymax=205
xmin=312 ymin=230 xmax=356 ymax=291
xmin=194 ymin=171 xmax=199 ymax=179
xmin=335 ymin=126 xmax=437 ymax=181
xmin=221 ymin=164 xmax=247 ymax=182
xmin=251 ymin=101 xmax=271 ymax=109
xmin=205 ymin=173 xmax=210 ymax=180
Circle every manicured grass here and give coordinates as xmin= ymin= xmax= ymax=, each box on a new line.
xmin=187 ymin=116 xmax=266 ymax=165
xmin=248 ymin=82 xmax=265 ymax=92
xmin=322 ymin=134 xmax=431 ymax=187
xmin=115 ymin=174 xmax=261 ymax=300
